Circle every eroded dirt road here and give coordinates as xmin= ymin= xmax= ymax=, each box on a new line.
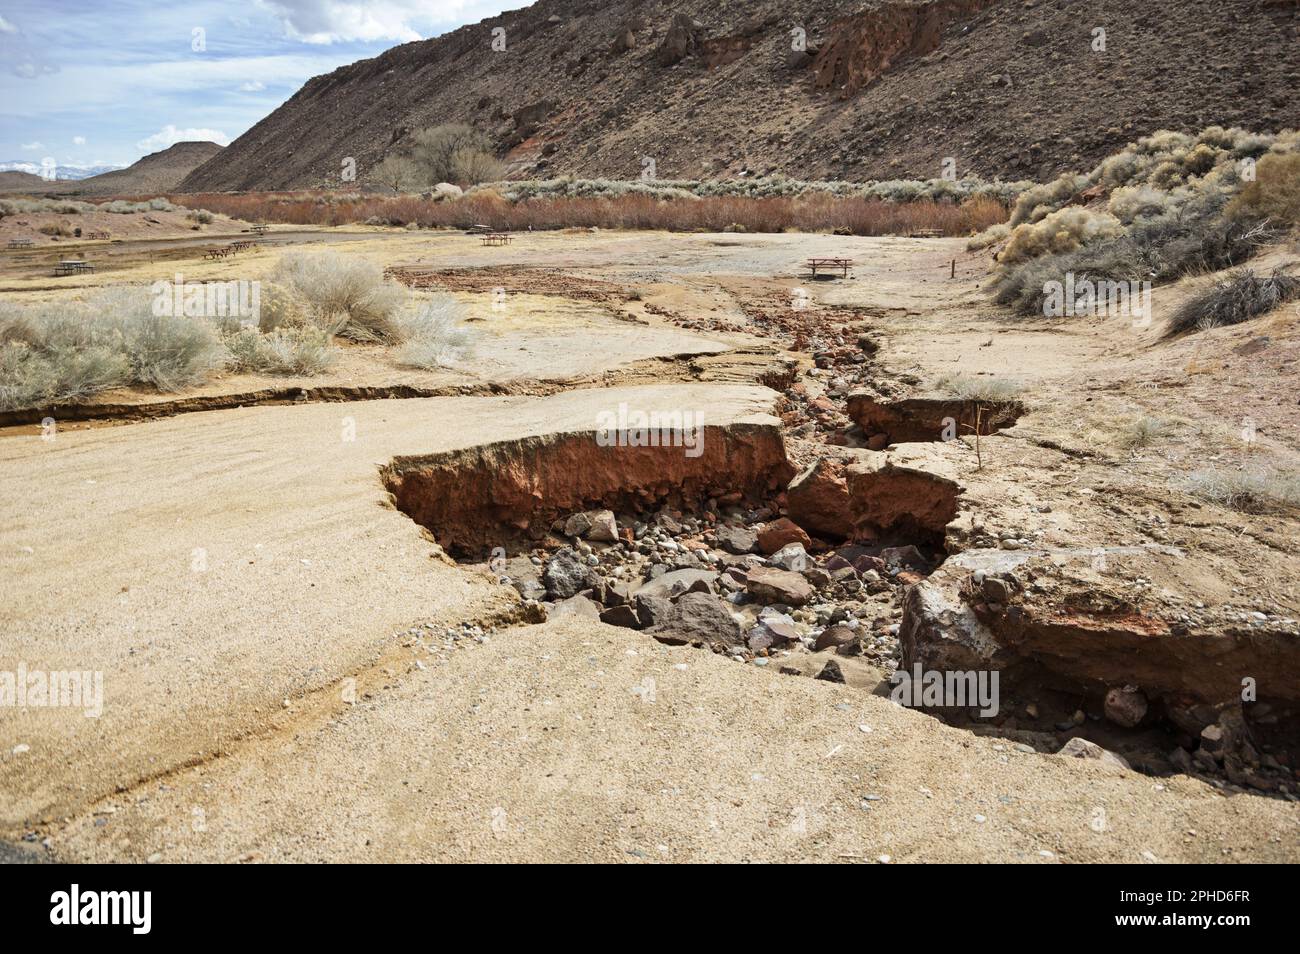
xmin=3 ymin=229 xmax=1297 ymax=862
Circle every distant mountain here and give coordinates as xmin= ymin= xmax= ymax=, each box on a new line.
xmin=179 ymin=0 xmax=1300 ymax=193
xmin=0 ymin=170 xmax=53 ymax=192
xmin=0 ymin=161 xmax=124 ymax=181
xmin=77 ymin=141 xmax=225 ymax=194
xmin=0 ymin=142 xmax=225 ymax=195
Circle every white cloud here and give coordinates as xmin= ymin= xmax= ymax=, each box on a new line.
xmin=20 ymin=141 xmax=42 ymax=150
xmin=263 ymin=1 xmax=514 ymax=45
xmin=72 ymin=135 xmax=86 ymax=146
xmin=239 ymin=80 xmax=266 ymax=92
xmin=1 ymin=12 xmax=59 ymax=79
xmin=137 ymin=125 xmax=232 ymax=152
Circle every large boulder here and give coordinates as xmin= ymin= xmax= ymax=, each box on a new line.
xmin=645 ymin=593 xmax=744 ymax=650
xmin=757 ymin=517 xmax=811 ymax=555
xmin=657 ymin=13 xmax=701 ymax=66
xmin=745 ymin=566 xmax=814 ymax=606
xmin=542 ymin=547 xmax=594 ymax=600
xmin=787 ymin=458 xmax=854 ymax=540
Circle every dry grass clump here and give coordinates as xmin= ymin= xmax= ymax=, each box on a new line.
xmin=1115 ymin=415 xmax=1168 ymax=450
xmin=936 ymin=374 xmax=1023 ymax=404
xmin=223 ymin=326 xmax=337 ymax=375
xmin=1183 ymin=467 xmax=1300 ymax=513
xmin=1165 ymin=268 xmax=1300 ymax=337
xmin=273 ymin=252 xmax=408 ymax=342
xmin=392 ymin=298 xmax=475 ymax=370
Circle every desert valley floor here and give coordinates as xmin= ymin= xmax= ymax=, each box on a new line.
xmin=2 ymin=225 xmax=1298 ymax=862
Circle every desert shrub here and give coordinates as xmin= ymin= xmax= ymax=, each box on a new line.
xmin=967 ymin=222 xmax=1010 ymax=251
xmin=254 ymin=280 xmax=312 ymax=332
xmin=0 ymin=341 xmax=129 ymax=410
xmin=958 ymin=195 xmax=1009 ymax=234
xmin=1230 ymin=152 xmax=1300 ymax=228
xmin=111 ymin=312 xmax=226 ymax=391
xmin=273 ymin=252 xmax=408 ymax=342
xmin=38 ymin=224 xmax=72 ymax=237
xmin=0 ymin=288 xmax=226 ymax=407
xmin=100 ymin=198 xmax=179 ymax=214
xmin=392 ymin=296 xmax=475 ymax=369
xmin=1183 ymin=467 xmax=1300 ymax=513
xmin=187 ymin=209 xmax=214 ymax=225
xmin=224 ymin=326 xmax=336 ymax=375
xmin=1165 ymin=268 xmax=1300 ymax=337
xmin=999 ymin=206 xmax=1123 ymax=266
xmin=1008 ymin=174 xmax=1089 ymax=226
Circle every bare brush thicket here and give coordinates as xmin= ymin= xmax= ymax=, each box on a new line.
xmin=178 ymin=189 xmax=1010 ymax=237
xmin=979 ymin=127 xmax=1300 ymax=317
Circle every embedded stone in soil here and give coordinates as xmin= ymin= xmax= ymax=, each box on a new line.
xmin=846 ymin=392 xmax=1024 ymax=446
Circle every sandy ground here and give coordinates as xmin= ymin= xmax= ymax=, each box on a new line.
xmin=0 ymin=384 xmax=777 ymax=829
xmin=2 ymin=227 xmax=1298 ymax=862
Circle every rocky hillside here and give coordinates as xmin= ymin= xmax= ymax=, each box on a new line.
xmin=181 ymin=0 xmax=1299 ymax=191
xmin=79 ymin=141 xmax=224 ymax=194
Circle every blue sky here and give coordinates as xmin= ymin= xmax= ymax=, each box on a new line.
xmin=0 ymin=0 xmax=523 ymax=170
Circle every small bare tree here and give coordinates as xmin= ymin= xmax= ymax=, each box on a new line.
xmin=371 ymin=154 xmax=421 ymax=194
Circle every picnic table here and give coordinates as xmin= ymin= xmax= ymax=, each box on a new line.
xmin=911 ymin=228 xmax=943 ymax=238
xmin=806 ymin=257 xmax=853 ymax=278
xmin=7 ymin=238 xmax=33 ymax=249
xmin=54 ymin=260 xmax=95 ymax=276
xmin=86 ymin=230 xmax=111 ymax=240
xmin=480 ymin=232 xmax=512 ymax=246
xmin=250 ymin=224 xmax=269 ymax=235
xmin=466 ymin=224 xmax=495 ymax=235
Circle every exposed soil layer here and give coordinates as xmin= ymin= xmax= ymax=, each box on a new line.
xmin=847 ymin=393 xmax=1025 ymax=443
xmin=382 ymin=423 xmax=796 ymax=556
